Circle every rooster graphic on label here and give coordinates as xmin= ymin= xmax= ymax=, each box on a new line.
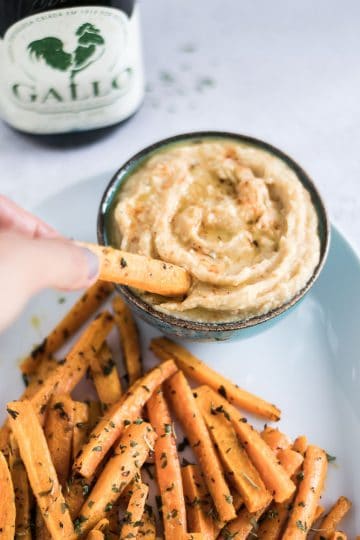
xmin=27 ymin=23 xmax=105 ymax=81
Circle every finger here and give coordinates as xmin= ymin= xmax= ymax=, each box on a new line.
xmin=0 ymin=232 xmax=99 ymax=332
xmin=0 ymin=195 xmax=59 ymax=238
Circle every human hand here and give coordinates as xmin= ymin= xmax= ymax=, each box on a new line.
xmin=0 ymin=195 xmax=99 ymax=331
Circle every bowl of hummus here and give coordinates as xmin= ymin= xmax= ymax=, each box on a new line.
xmin=98 ymin=132 xmax=330 ymax=340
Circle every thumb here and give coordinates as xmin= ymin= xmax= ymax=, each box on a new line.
xmin=0 ymin=231 xmax=99 ymax=331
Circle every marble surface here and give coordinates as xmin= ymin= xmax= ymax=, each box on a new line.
xmin=0 ymin=0 xmax=359 ymax=251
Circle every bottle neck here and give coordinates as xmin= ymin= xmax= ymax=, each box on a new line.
xmin=0 ymin=0 xmax=135 ymax=37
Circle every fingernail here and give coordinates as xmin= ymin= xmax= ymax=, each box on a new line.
xmin=81 ymin=247 xmax=100 ymax=281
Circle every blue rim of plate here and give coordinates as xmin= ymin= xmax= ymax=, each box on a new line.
xmin=97 ymin=131 xmax=331 ymax=332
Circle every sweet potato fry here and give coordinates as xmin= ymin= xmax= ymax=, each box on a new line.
xmin=219 ymin=508 xmax=263 ymax=540
xmin=7 ymin=400 xmax=75 ymax=540
xmin=76 ymin=422 xmax=157 ymax=535
xmin=21 ymin=281 xmax=113 ymax=375
xmin=293 ymin=436 xmax=308 ymax=456
xmin=194 ymin=386 xmax=295 ymax=503
xmin=120 ymin=482 xmax=149 ymax=540
xmin=147 ymin=386 xmax=186 ymax=538
xmin=90 ymin=343 xmax=122 ymax=408
xmin=136 ymin=505 xmax=156 ymax=539
xmin=260 ymin=426 xmax=292 ymax=452
xmin=277 ymin=448 xmax=304 ymax=478
xmin=166 ymin=371 xmax=236 ymax=523
xmin=186 ymin=535 xmax=206 ymax=540
xmin=314 ymin=497 xmax=352 ymax=540
xmin=82 ymin=243 xmax=191 ymax=296
xmin=282 ymin=446 xmax=328 ymax=539
xmin=31 ymin=311 xmax=114 ymax=421
xmin=9 ymin=434 xmax=32 ymax=540
xmin=181 ymin=464 xmax=217 ymax=540
xmin=73 ymin=402 xmax=89 ymax=460
xmin=0 ymin=449 xmax=16 ymax=539
xmin=113 ymin=295 xmax=141 ymax=385
xmin=197 ymin=394 xmax=271 ymax=513
xmin=74 ymin=359 xmax=177 ymax=478
xmin=151 ymin=337 xmax=280 ymax=421
xmin=44 ymin=394 xmax=75 ymax=487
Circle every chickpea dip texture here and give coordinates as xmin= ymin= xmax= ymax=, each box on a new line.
xmin=112 ymin=139 xmax=320 ymax=322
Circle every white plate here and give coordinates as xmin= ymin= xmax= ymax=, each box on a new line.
xmin=1 ymin=173 xmax=359 ymax=533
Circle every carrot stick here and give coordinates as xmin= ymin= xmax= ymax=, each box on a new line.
xmin=293 ymin=436 xmax=308 ymax=456
xmin=74 ymin=359 xmax=177 ymax=478
xmin=73 ymin=402 xmax=90 ymax=460
xmin=0 ymin=450 xmax=16 ymax=540
xmin=147 ymin=386 xmax=186 ymax=538
xmin=313 ymin=497 xmax=352 ymax=540
xmin=181 ymin=464 xmax=217 ymax=540
xmin=135 ymin=506 xmax=156 ymax=539
xmin=82 ymin=243 xmax=191 ymax=297
xmin=260 ymin=426 xmax=292 ymax=452
xmin=186 ymin=535 xmax=206 ymax=540
xmin=120 ymin=482 xmax=149 ymax=540
xmin=165 ymin=371 xmax=236 ymax=523
xmin=90 ymin=343 xmax=123 ymax=408
xmin=197 ymin=393 xmax=271 ymax=513
xmin=8 ymin=435 xmax=32 ymax=540
xmin=194 ymin=386 xmax=295 ymax=503
xmin=151 ymin=338 xmax=280 ymax=421
xmin=277 ymin=448 xmax=304 ymax=478
xmin=76 ymin=422 xmax=157 ymax=536
xmin=21 ymin=281 xmax=113 ymax=375
xmin=113 ymin=295 xmax=141 ymax=385
xmin=282 ymin=446 xmax=328 ymax=539
xmin=44 ymin=394 xmax=75 ymax=487
xmin=218 ymin=508 xmax=263 ymax=540
xmin=7 ymin=400 xmax=75 ymax=540
xmin=31 ymin=311 xmax=114 ymax=421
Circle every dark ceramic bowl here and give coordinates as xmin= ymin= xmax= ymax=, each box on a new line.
xmin=97 ymin=132 xmax=330 ymax=341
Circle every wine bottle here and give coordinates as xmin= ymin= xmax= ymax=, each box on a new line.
xmin=0 ymin=1 xmax=144 ymax=134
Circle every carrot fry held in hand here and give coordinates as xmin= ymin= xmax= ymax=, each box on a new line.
xmin=21 ymin=281 xmax=113 ymax=375
xmin=282 ymin=445 xmax=328 ymax=540
xmin=181 ymin=464 xmax=217 ymax=540
xmin=76 ymin=422 xmax=156 ymax=536
xmin=113 ymin=295 xmax=141 ymax=385
xmin=82 ymin=243 xmax=191 ymax=296
xmin=120 ymin=482 xmax=149 ymax=540
xmin=151 ymin=337 xmax=280 ymax=421
xmin=0 ymin=450 xmax=16 ymax=540
xmin=194 ymin=386 xmax=295 ymax=503
xmin=74 ymin=359 xmax=177 ymax=478
xmin=147 ymin=386 xmax=186 ymax=538
xmin=166 ymin=371 xmax=236 ymax=523
xmin=314 ymin=496 xmax=352 ymax=540
xmin=7 ymin=400 xmax=75 ymax=540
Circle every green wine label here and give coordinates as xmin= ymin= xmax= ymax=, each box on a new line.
xmin=0 ymin=5 xmax=144 ymax=133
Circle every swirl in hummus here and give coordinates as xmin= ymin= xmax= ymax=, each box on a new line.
xmin=111 ymin=139 xmax=320 ymax=322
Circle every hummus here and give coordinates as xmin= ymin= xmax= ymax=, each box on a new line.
xmin=112 ymin=139 xmax=320 ymax=322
